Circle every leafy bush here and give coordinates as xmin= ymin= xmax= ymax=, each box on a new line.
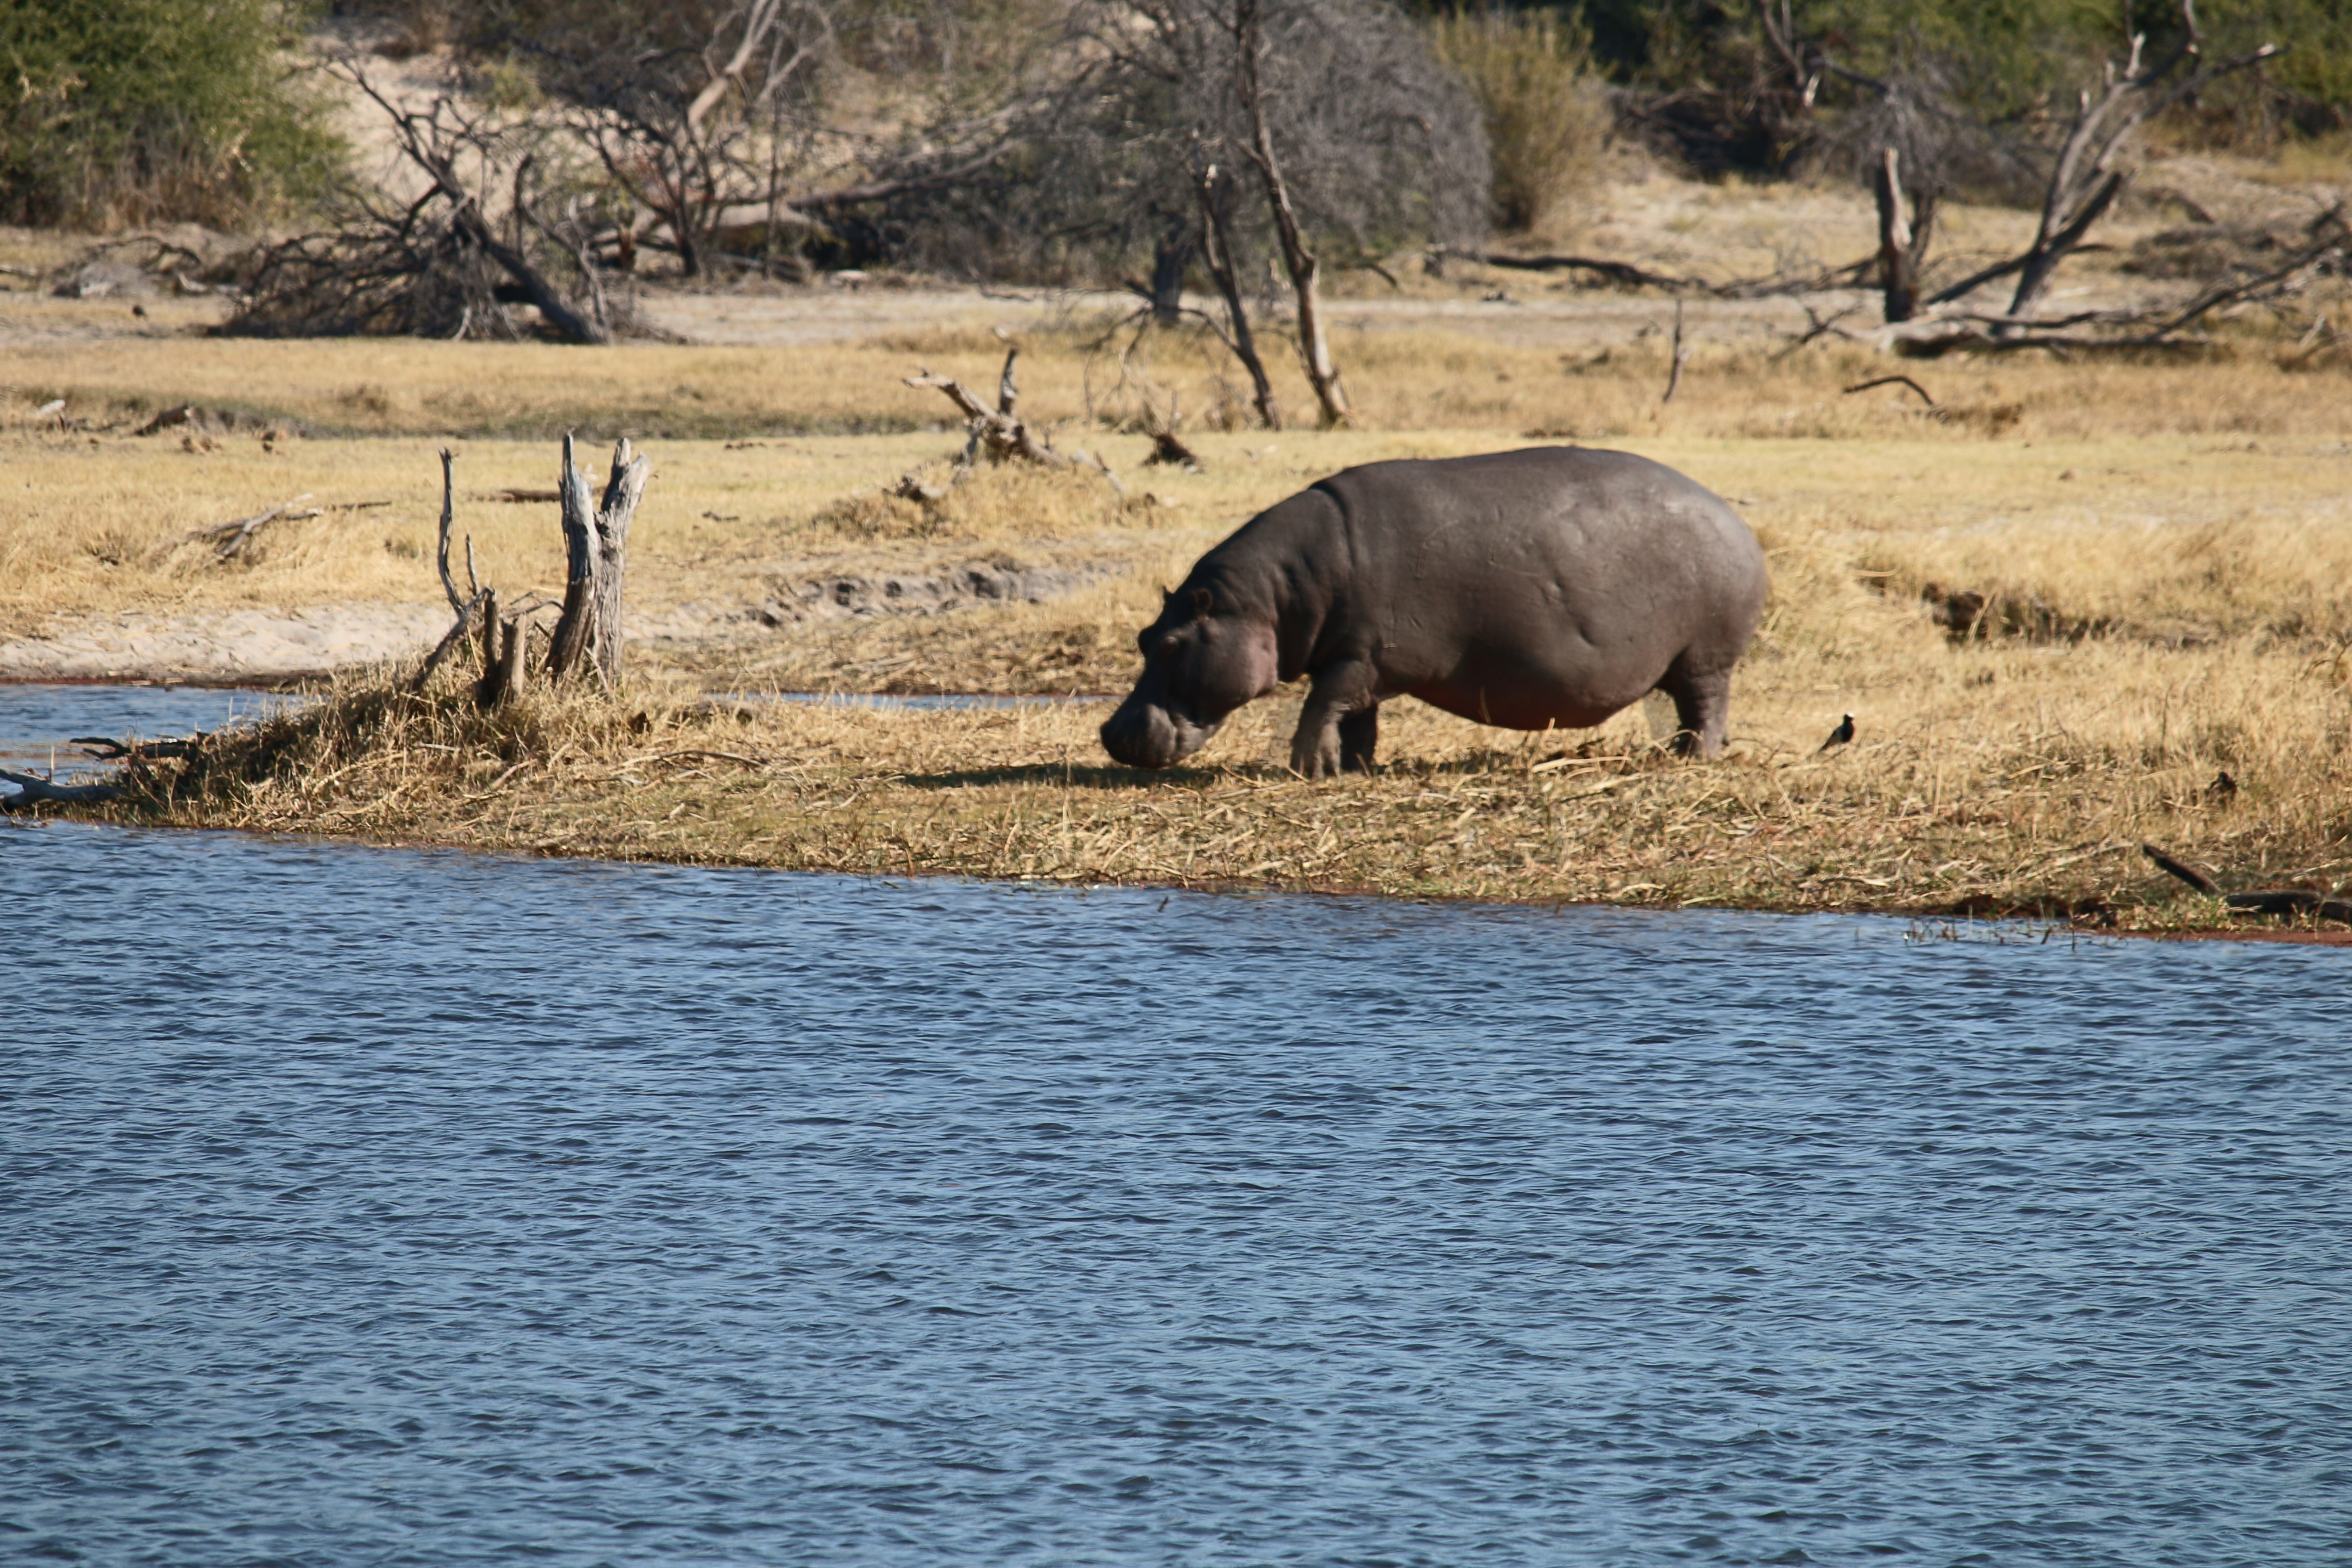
xmin=0 ymin=0 xmax=344 ymax=230
xmin=1430 ymin=8 xmax=1610 ymax=232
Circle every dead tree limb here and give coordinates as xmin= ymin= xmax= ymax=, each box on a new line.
xmin=1192 ymin=153 xmax=1280 ymax=430
xmin=2143 ymin=842 xmax=2352 ymax=922
xmin=1235 ymin=0 xmax=1349 ymax=428
xmin=414 ymin=449 xmax=490 ymax=691
xmin=0 ymin=769 xmax=119 ymax=807
xmin=1844 ymin=374 xmax=1937 ymax=406
xmin=1929 ymin=3 xmax=2279 ymax=325
xmin=1894 ymin=213 xmax=2347 ymax=355
xmin=1661 ymin=301 xmax=1690 ymax=404
xmin=904 ymin=354 xmax=1072 ymax=468
xmin=997 ymin=344 xmax=1021 ymax=417
xmin=151 ymin=495 xmax=320 ymax=564
xmin=1460 ymin=251 xmax=1712 ymax=293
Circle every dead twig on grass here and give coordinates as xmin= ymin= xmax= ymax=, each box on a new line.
xmin=1844 ymin=374 xmax=1938 ymax=407
xmin=150 ymin=495 xmax=321 ymax=564
xmin=1773 ymin=301 xmax=1867 ymax=361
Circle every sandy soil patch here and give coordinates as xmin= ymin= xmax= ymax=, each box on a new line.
xmin=0 ymin=601 xmax=447 ymax=683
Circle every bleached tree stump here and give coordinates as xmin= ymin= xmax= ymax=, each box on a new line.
xmin=548 ymin=435 xmax=652 ymax=686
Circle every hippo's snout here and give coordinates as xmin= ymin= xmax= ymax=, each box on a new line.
xmin=1101 ymin=695 xmax=1220 ymax=769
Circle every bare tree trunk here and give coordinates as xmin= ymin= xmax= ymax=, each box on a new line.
xmin=1873 ymin=147 xmax=1937 ymax=324
xmin=548 ymin=434 xmax=653 ymax=685
xmin=1234 ymin=0 xmax=1349 ymax=429
xmin=1193 ymin=160 xmax=1281 ymax=431
xmin=1151 ymin=220 xmax=1194 ymax=325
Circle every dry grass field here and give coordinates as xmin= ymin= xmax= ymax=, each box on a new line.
xmin=7 ymin=182 xmax=2351 ymax=931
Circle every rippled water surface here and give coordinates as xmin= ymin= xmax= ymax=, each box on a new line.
xmin=0 ymin=683 xmax=300 ymax=788
xmin=3 ymin=703 xmax=2348 ymax=1568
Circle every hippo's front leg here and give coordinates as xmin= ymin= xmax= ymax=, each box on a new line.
xmin=1291 ymin=660 xmax=1379 ymax=778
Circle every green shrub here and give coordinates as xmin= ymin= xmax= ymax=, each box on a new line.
xmin=1430 ymin=9 xmax=1610 ymax=233
xmin=0 ymin=0 xmax=344 ymax=230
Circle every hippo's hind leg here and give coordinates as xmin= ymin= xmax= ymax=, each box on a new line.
xmin=1338 ymin=705 xmax=1379 ymax=773
xmin=1656 ymin=656 xmax=1732 ymax=759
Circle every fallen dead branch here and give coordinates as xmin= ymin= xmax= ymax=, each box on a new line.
xmin=1926 ymin=1 xmax=2280 ymax=326
xmin=0 ymin=769 xmax=120 ymax=806
xmin=230 ymin=63 xmax=614 ymax=344
xmin=150 ymin=495 xmax=322 ymax=564
xmin=1456 ymin=248 xmax=1874 ymax=300
xmin=1844 ymin=374 xmax=1937 ymax=407
xmin=906 ymin=347 xmax=1068 ymax=468
xmin=1458 ymin=250 xmax=1708 ymax=293
xmin=2142 ymin=842 xmax=2352 ymax=923
xmin=902 ymin=346 xmax=1127 ymax=499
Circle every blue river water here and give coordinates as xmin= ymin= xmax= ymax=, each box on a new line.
xmin=0 ymin=683 xmax=304 ymax=787
xmin=2 ymin=692 xmax=2348 ymax=1567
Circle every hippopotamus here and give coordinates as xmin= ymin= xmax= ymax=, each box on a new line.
xmin=1099 ymin=446 xmax=1767 ymax=775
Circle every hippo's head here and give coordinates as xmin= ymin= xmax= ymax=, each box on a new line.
xmin=1100 ymin=584 xmax=1279 ymax=769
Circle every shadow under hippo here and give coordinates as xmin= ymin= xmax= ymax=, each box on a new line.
xmin=1100 ymin=446 xmax=1768 ymax=776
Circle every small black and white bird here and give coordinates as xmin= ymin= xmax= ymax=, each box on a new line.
xmin=1819 ymin=713 xmax=1855 ymax=752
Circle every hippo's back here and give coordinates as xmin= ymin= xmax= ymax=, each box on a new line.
xmin=1309 ymin=447 xmax=1766 ymax=726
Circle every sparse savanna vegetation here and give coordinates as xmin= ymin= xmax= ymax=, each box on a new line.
xmin=5 ymin=2 xmax=2351 ymax=934
xmin=13 ymin=326 xmax=2349 ymax=934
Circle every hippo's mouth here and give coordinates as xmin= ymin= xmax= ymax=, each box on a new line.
xmin=1100 ymin=697 xmax=1222 ymax=769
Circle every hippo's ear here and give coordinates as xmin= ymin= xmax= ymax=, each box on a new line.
xmin=1191 ymin=586 xmax=1214 ymax=615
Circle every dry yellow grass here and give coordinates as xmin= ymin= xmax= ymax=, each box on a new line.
xmin=9 ymin=300 xmax=2351 ymax=931
xmin=10 ymin=300 xmax=2352 ymax=442
xmin=84 ymin=611 xmax=2350 ymax=933
xmin=10 ymin=330 xmax=2351 ymax=654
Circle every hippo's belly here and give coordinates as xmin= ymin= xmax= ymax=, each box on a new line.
xmin=1381 ymin=567 xmax=1682 ymax=732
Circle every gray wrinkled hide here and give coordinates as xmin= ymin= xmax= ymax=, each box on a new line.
xmin=1101 ymin=447 xmax=1768 ymax=775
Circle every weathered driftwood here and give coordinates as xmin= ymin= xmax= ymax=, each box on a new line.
xmin=70 ymin=735 xmax=200 ymax=762
xmin=151 ymin=495 xmax=322 ymax=564
xmin=905 ymin=349 xmax=1068 ymax=469
xmin=1455 ymin=248 xmax=1873 ymax=300
xmin=413 ymin=439 xmax=643 ymax=702
xmin=546 ymin=434 xmax=652 ymax=686
xmin=897 ymin=349 xmax=1133 ymax=502
xmin=2142 ymin=842 xmax=2352 ymax=924
xmin=474 ymin=587 xmax=534 ymax=708
xmin=0 ymin=769 xmax=119 ymax=806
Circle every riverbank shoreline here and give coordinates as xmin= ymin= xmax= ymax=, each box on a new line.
xmin=13 ymin=809 xmax=2349 ymax=945
xmin=18 ymin=671 xmax=2345 ymax=942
